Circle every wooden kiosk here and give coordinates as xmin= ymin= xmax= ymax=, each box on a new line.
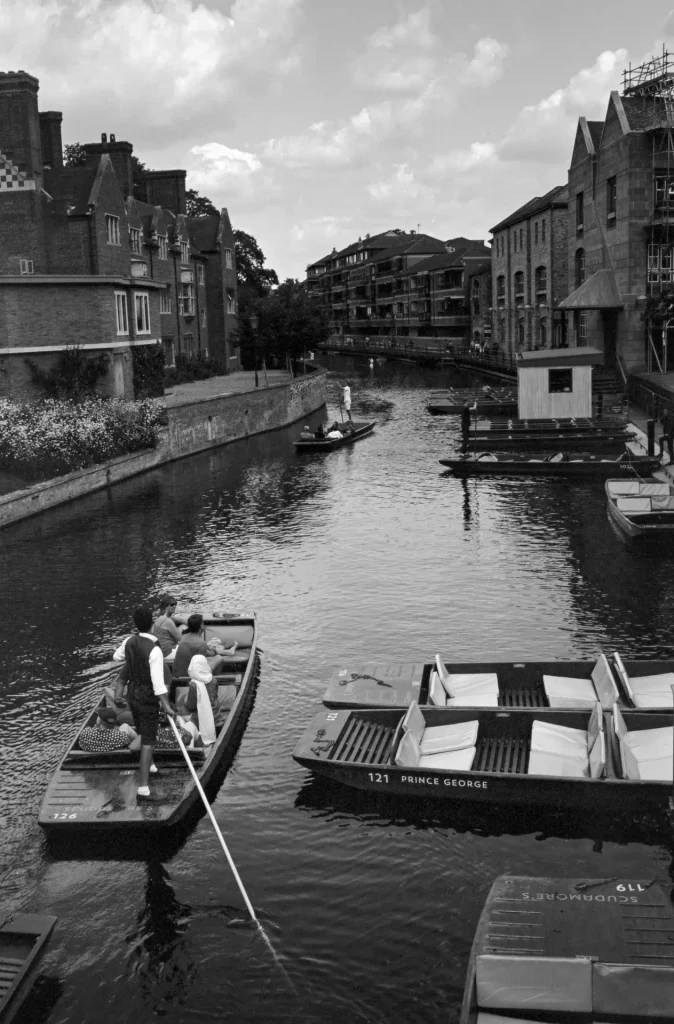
xmin=516 ymin=347 xmax=604 ymax=421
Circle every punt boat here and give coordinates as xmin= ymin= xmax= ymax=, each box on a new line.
xmin=466 ymin=429 xmax=633 ymax=452
xmin=294 ymin=420 xmax=375 ymax=451
xmin=606 ymin=478 xmax=674 ymax=538
xmin=439 ymin=450 xmax=661 ymax=477
xmin=460 ymin=875 xmax=674 ymax=1024
xmin=292 ymin=701 xmax=674 ymax=810
xmin=322 ymin=654 xmax=674 ymax=711
xmin=0 ymin=911 xmax=57 ymax=1024
xmin=39 ymin=614 xmax=258 ymax=833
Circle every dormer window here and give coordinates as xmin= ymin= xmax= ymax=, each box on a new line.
xmin=158 ymin=235 xmax=168 ymax=260
xmin=180 ymin=241 xmax=190 ymax=263
xmin=129 ymin=227 xmax=142 ymax=254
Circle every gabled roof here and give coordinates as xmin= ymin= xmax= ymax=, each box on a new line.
xmin=188 ymin=214 xmax=220 ymax=252
xmin=558 ymin=269 xmax=624 ymax=310
xmin=43 ymin=162 xmax=100 ymax=214
xmin=517 ymin=347 xmax=604 ymax=367
xmin=490 ymin=185 xmax=568 ymax=234
xmin=411 ymin=242 xmax=491 ymax=274
xmin=587 ymin=120 xmax=603 ymax=149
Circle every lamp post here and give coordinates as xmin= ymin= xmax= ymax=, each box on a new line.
xmin=249 ymin=313 xmax=259 ymax=387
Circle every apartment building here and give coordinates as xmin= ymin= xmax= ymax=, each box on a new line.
xmin=490 ymin=186 xmax=569 ymax=356
xmin=0 ymin=70 xmax=239 ymax=401
xmin=306 ymin=230 xmax=490 ymax=348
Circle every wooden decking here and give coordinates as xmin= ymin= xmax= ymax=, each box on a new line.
xmin=328 ymin=716 xmax=396 ymax=765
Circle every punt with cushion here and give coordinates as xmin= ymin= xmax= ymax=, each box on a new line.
xmin=542 ymin=652 xmax=618 ymax=710
xmin=613 ymin=704 xmax=673 ymax=782
xmin=613 ymin=651 xmax=674 ymax=709
xmin=527 ymin=702 xmax=605 ymax=779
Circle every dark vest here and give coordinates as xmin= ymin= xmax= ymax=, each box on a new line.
xmin=125 ymin=634 xmax=159 ymax=705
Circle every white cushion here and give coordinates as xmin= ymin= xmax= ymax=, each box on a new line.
xmin=446 ymin=693 xmax=499 ymax=707
xmin=528 ymin=750 xmax=588 ymax=778
xmin=618 ymin=739 xmax=640 ymax=780
xmin=543 ymin=675 xmax=597 ymax=707
xmin=419 ymin=746 xmax=476 ymax=771
xmin=401 ymin=700 xmax=426 ymax=745
xmin=589 ymin=730 xmax=606 ymax=778
xmin=636 ymin=756 xmax=673 ymax=782
xmin=446 ymin=672 xmax=499 ymax=695
xmin=593 ymin=961 xmax=674 ymax=1018
xmin=616 ymin=497 xmax=651 ymax=512
xmin=612 ymin=702 xmax=627 ymax=741
xmin=591 ymin=654 xmax=620 ymax=708
xmin=476 ymin=954 xmax=593 ymax=1012
xmin=530 ymin=719 xmax=588 ymax=759
xmin=394 ymin=730 xmax=420 ymax=767
xmin=477 ymin=1016 xmax=548 ymax=1024
xmin=631 ymin=672 xmax=674 ymax=694
xmin=428 ymin=672 xmax=446 ymax=706
xmin=420 ymin=719 xmax=479 ymax=754
xmin=624 ymin=725 xmax=673 ymax=762
xmin=633 ymin=691 xmax=674 ymax=708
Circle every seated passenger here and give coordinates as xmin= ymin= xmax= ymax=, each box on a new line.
xmin=184 ymin=654 xmax=236 ymax=729
xmin=315 ymin=423 xmax=327 ymax=439
xmin=299 ymin=425 xmax=314 ymax=441
xmin=79 ymin=707 xmax=141 ymax=752
xmin=172 ymin=613 xmax=236 ymax=677
xmin=326 ymin=421 xmax=343 ymax=439
xmin=152 ymin=593 xmax=187 ymax=657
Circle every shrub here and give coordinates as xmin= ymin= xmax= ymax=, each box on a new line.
xmin=165 ymin=352 xmax=227 ymax=386
xmin=132 ymin=343 xmax=166 ymax=398
xmin=0 ymin=397 xmax=167 ymax=482
xmin=25 ymin=346 xmax=109 ymax=400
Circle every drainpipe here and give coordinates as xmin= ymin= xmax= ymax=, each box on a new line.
xmin=173 ymin=250 xmax=182 ymax=355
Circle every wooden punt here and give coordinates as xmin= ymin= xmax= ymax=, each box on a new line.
xmin=294 ymin=420 xmax=375 ymax=451
xmin=439 ymin=450 xmax=661 ymax=477
xmin=38 ymin=615 xmax=258 ymax=833
xmin=460 ymin=875 xmax=674 ymax=1024
xmin=428 ymin=399 xmax=517 ymax=416
xmin=292 ymin=704 xmax=674 ymax=810
xmin=0 ymin=912 xmax=56 ymax=1024
xmin=467 ymin=430 xmax=633 ymax=452
xmin=606 ymin=478 xmax=674 ymax=539
xmin=322 ymin=657 xmax=674 ymax=711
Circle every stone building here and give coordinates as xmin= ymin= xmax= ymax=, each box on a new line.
xmin=468 ymin=258 xmax=492 ymax=351
xmin=306 ymin=230 xmax=490 ymax=349
xmin=0 ymin=69 xmax=239 ymax=401
xmin=489 ymin=186 xmax=569 ymax=357
xmin=560 ymin=50 xmax=674 ymax=374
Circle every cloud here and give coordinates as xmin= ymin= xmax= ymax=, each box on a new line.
xmin=431 ymin=142 xmax=497 ymax=174
xmin=367 ymin=8 xmax=436 ymax=51
xmin=0 ymin=0 xmax=304 ymax=143
xmin=463 ymin=37 xmax=509 ymax=87
xmin=354 ymin=8 xmax=437 ymax=92
xmin=367 ymin=163 xmax=422 ymax=201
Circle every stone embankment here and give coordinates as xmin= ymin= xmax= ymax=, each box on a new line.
xmin=0 ymin=369 xmax=327 ymax=529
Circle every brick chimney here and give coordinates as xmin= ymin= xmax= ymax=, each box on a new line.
xmin=144 ymin=170 xmax=187 ymax=215
xmin=83 ymin=134 xmax=134 ymax=197
xmin=39 ymin=110 xmax=63 ymax=169
xmin=0 ymin=70 xmax=43 ymax=186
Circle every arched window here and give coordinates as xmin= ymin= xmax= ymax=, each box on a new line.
xmin=514 ymin=271 xmax=524 ymax=306
xmin=496 ymin=275 xmax=505 ymax=307
xmin=575 ymin=248 xmax=585 ymax=288
xmin=540 ymin=318 xmax=548 ymax=348
xmin=535 ymin=265 xmax=547 ymax=297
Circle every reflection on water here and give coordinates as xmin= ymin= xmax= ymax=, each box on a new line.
xmin=1 ymin=354 xmax=674 ymax=1022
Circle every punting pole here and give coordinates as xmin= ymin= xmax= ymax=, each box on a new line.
xmin=167 ymin=718 xmax=294 ymax=986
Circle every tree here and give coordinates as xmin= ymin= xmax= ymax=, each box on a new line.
xmin=186 ymin=188 xmax=219 ymax=217
xmin=234 ymin=229 xmax=279 ymax=313
xmin=237 ymin=278 xmax=329 ymax=371
xmin=63 ymin=142 xmax=87 ymax=167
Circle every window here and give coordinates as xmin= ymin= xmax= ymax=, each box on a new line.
xmin=513 ymin=231 xmax=517 ymax=253
xmin=178 ymin=282 xmax=195 ymax=316
xmin=607 ymin=176 xmax=617 ymax=220
xmin=535 ymin=265 xmax=547 ymax=296
xmin=540 ymin=318 xmax=548 ymax=348
xmin=549 ymin=368 xmax=572 ymax=393
xmin=648 ymin=243 xmax=674 ymax=286
xmin=159 ymin=286 xmax=171 ymax=314
xmin=158 ymin=235 xmax=168 ymax=260
xmin=163 ymin=336 xmax=175 ymax=367
xmin=519 ymin=227 xmax=523 ymax=249
xmin=226 ymin=288 xmax=236 ymax=313
xmin=19 ymin=258 xmax=34 ymax=275
xmin=534 ymin=221 xmax=539 ymax=245
xmin=134 ymin=292 xmax=150 ymax=334
xmin=496 ymin=275 xmax=505 ymax=307
xmin=471 ymin=277 xmax=481 ymax=316
xmin=542 ymin=219 xmax=546 ymax=243
xmin=197 ymin=264 xmax=205 ymax=286
xmin=514 ymin=270 xmax=525 ymax=305
xmin=576 ymin=191 xmax=584 ymax=232
xmin=575 ymin=310 xmax=588 ymax=345
xmin=655 ymin=176 xmax=674 ymax=209
xmin=575 ymin=248 xmax=585 ymax=288
xmin=106 ymin=214 xmax=120 ymax=246
xmin=180 ymin=241 xmax=190 ymax=264
xmin=114 ymin=292 xmax=128 ymax=335
xmin=183 ymin=333 xmax=195 ymax=356
xmin=129 ymin=227 xmax=142 ymax=254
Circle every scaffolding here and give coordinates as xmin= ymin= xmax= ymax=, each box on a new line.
xmin=623 ymin=48 xmax=674 ymax=371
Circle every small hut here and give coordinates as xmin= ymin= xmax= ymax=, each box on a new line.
xmin=516 ymin=347 xmax=604 ymax=420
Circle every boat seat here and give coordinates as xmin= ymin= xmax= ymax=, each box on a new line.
xmin=434 ymin=656 xmax=499 ymax=699
xmin=401 ymin=700 xmax=478 ymax=754
xmin=612 ymin=705 xmax=673 ymax=781
xmin=543 ymin=653 xmax=618 ymax=710
xmin=475 ymin=954 xmax=593 ymax=1013
xmin=527 ymin=749 xmax=589 ymax=777
xmin=529 ymin=705 xmax=604 ymax=778
xmin=428 ymin=672 xmax=446 ymax=706
xmin=428 ymin=671 xmax=499 ymax=706
xmin=613 ymin=652 xmax=674 ymax=708
xmin=608 ymin=480 xmax=642 ymax=494
xmin=530 ymin=720 xmax=590 ymax=759
xmin=418 ymin=746 xmax=476 ymax=771
xmin=593 ymin=962 xmax=674 ymax=1018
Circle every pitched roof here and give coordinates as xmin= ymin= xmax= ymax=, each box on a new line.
xmin=620 ymin=94 xmax=668 ymax=131
xmin=410 ymin=243 xmax=491 ymax=273
xmin=587 ymin=120 xmax=604 ymax=149
xmin=187 ymin=214 xmax=220 ymax=252
xmin=558 ymin=269 xmax=624 ymax=310
xmin=467 ymin=257 xmax=492 ymax=277
xmin=490 ymin=185 xmax=568 ymax=234
xmin=43 ymin=163 xmax=99 ymax=213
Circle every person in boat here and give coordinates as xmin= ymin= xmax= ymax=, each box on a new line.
xmin=112 ymin=605 xmax=176 ymax=802
xmin=78 ymin=706 xmax=141 ymax=753
xmin=299 ymin=425 xmax=314 ymax=441
xmin=461 ymin=399 xmax=477 ymax=447
xmin=152 ymin=593 xmax=187 ymax=657
xmin=172 ymin=613 xmax=236 ymax=678
xmin=315 ymin=422 xmax=327 ymax=439
xmin=183 ymin=654 xmax=235 ymax=731
xmin=340 ymin=382 xmax=353 ymax=422
xmin=326 ymin=421 xmax=343 ymax=439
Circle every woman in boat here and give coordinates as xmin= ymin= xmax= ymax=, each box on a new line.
xmin=315 ymin=423 xmax=327 ymax=439
xmin=326 ymin=422 xmax=343 ymax=439
xmin=152 ymin=593 xmax=186 ymax=657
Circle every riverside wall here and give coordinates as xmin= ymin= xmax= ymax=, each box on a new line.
xmin=0 ymin=370 xmax=327 ymax=529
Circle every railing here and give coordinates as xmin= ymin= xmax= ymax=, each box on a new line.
xmin=453 ymin=347 xmax=518 ymax=376
xmin=320 ymin=335 xmax=456 ymax=360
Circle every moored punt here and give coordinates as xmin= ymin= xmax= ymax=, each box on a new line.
xmin=467 ymin=428 xmax=633 ymax=452
xmin=292 ymin=701 xmax=674 ymax=809
xmin=294 ymin=420 xmax=375 ymax=452
xmin=440 ymin=450 xmax=661 ymax=477
xmin=39 ymin=615 xmax=258 ymax=833
xmin=428 ymin=399 xmax=517 ymax=416
xmin=460 ymin=875 xmax=674 ymax=1024
xmin=322 ymin=654 xmax=674 ymax=711
xmin=0 ymin=912 xmax=57 ymax=1024
xmin=606 ymin=478 xmax=674 ymax=538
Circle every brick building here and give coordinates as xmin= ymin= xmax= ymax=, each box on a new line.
xmin=489 ymin=186 xmax=569 ymax=357
xmin=559 ymin=50 xmax=674 ymax=374
xmin=0 ymin=70 xmax=239 ymax=401
xmin=306 ymin=230 xmax=490 ymax=349
xmin=468 ymin=258 xmax=492 ymax=351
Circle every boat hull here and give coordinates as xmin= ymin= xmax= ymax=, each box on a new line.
xmin=294 ymin=421 xmax=375 ymax=451
xmin=0 ymin=912 xmax=57 ymax=1024
xmin=441 ymin=455 xmax=660 ymax=477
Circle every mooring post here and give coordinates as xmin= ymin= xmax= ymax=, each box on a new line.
xmin=647 ymin=418 xmax=655 ymax=456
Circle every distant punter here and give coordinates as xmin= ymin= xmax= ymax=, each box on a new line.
xmin=341 ymin=382 xmax=353 ymax=422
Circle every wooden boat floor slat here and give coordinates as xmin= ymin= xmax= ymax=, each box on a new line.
xmin=330 ymin=719 xmax=395 ymax=765
xmin=500 ymin=686 xmax=546 ymax=708
xmin=473 ymin=735 xmax=529 ymax=775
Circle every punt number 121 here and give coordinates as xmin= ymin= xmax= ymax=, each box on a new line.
xmin=368 ymin=772 xmax=389 ymax=784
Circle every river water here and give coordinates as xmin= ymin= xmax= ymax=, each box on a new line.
xmin=1 ymin=355 xmax=674 ymax=1023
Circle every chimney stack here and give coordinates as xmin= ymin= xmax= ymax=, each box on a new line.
xmin=0 ymin=71 xmax=43 ymax=186
xmin=144 ymin=170 xmax=187 ymax=215
xmin=83 ymin=136 xmax=134 ymax=197
xmin=39 ymin=111 xmax=63 ymax=169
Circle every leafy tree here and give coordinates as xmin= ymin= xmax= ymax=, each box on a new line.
xmin=64 ymin=142 xmax=149 ymax=197
xmin=237 ymin=278 xmax=329 ymax=371
xmin=63 ymin=142 xmax=88 ymax=167
xmin=234 ymin=229 xmax=279 ymax=313
xmin=186 ymin=189 xmax=219 ymax=217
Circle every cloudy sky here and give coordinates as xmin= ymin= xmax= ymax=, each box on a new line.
xmin=2 ymin=0 xmax=674 ymax=279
